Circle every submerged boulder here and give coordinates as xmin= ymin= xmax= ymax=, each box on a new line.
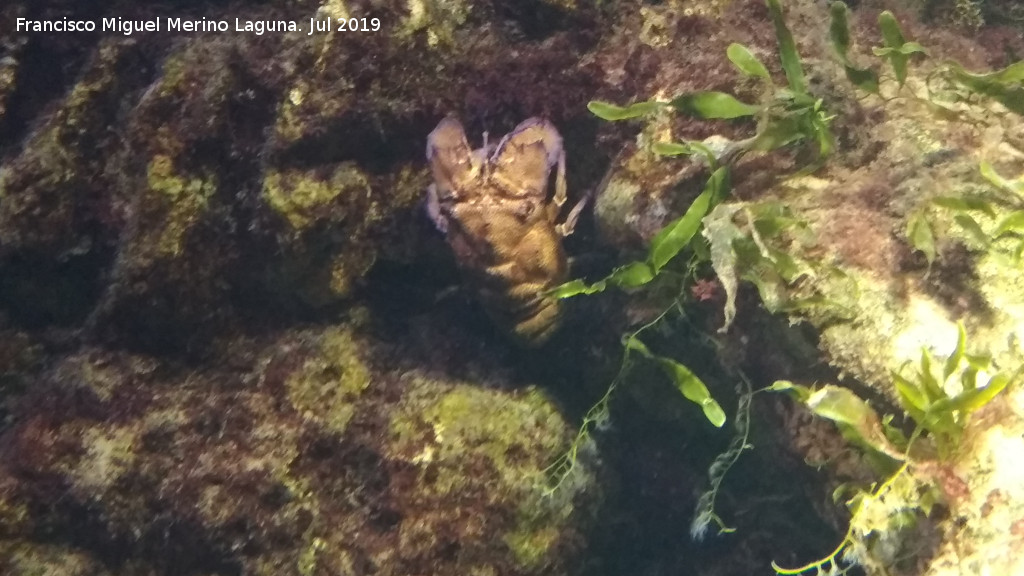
xmin=0 ymin=322 xmax=599 ymax=575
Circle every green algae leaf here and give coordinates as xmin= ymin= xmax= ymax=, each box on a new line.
xmin=548 ymin=278 xmax=607 ymax=299
xmin=750 ymin=114 xmax=807 ymax=152
xmin=763 ymin=247 xmax=805 ymax=283
xmin=749 ymin=203 xmax=803 ymax=237
xmin=704 ymin=164 xmax=731 ymax=205
xmin=649 ymin=167 xmax=728 ymax=271
xmin=775 ymin=382 xmax=900 ymax=458
xmin=843 ymin=64 xmax=881 ymax=94
xmin=829 ymin=1 xmax=880 ymax=94
xmin=651 ymin=140 xmax=718 ymax=165
xmin=588 ymin=100 xmax=663 ymax=121
xmin=669 ymin=92 xmax=759 ymax=119
xmin=965 ymin=352 xmax=992 ymax=371
xmin=954 ymin=213 xmax=990 ymax=248
xmin=727 ymin=43 xmax=770 ymax=79
xmin=652 ymin=142 xmax=694 ymax=156
xmin=550 ymin=170 xmax=729 ymax=298
xmin=548 ymin=261 xmax=655 ymax=298
xmin=811 ymin=104 xmax=837 ymax=161
xmin=766 ymin=0 xmax=807 ymax=94
xmin=980 ymin=160 xmax=1024 ymax=195
xmin=769 ymin=380 xmax=812 ymax=402
xmin=949 ymin=373 xmax=1012 ymax=413
xmin=829 ymin=1 xmax=853 ymax=58
xmin=703 ymin=204 xmax=746 ymax=332
xmin=877 ymin=11 xmax=914 ymax=88
xmin=920 ymin=403 xmax=963 ymax=444
xmin=943 ymin=322 xmax=967 ymax=381
xmin=805 ymin=386 xmax=874 ymax=428
xmin=881 ymin=413 xmax=911 ymax=450
xmin=918 ymin=349 xmax=945 ymax=403
xmin=650 ymin=189 xmax=713 ymax=271
xmin=948 ymin=63 xmax=1024 ymax=115
xmin=933 ymin=196 xmax=997 ymax=218
xmin=873 ymin=42 xmax=927 ymax=57
xmin=986 ymin=60 xmax=1024 ymax=83
xmin=893 ymin=371 xmax=929 ymax=419
xmin=665 ymin=360 xmax=727 ymax=427
xmin=627 ymin=336 xmax=726 ymax=427
xmin=804 ymin=385 xmax=899 ymax=457
xmin=609 ymin=261 xmax=657 ymax=288
xmin=995 ymin=211 xmax=1024 ymax=237
xmin=906 ymin=211 xmax=936 ymax=267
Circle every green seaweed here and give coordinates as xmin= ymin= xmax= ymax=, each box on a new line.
xmin=905 ymin=210 xmax=936 ymax=269
xmin=919 ymin=161 xmax=1024 ymax=264
xmin=828 ymin=4 xmax=1024 ymax=119
xmin=947 ymin=61 xmax=1024 ymax=115
xmin=550 ymin=167 xmax=726 ymax=298
xmin=726 ymin=43 xmax=771 ymax=80
xmin=690 ymin=373 xmax=754 ymax=540
xmin=980 ymin=160 xmax=1024 ymax=196
xmin=702 ymin=201 xmax=840 ymax=333
xmin=767 ymin=0 xmax=806 ymax=93
xmin=873 ymin=11 xmax=927 ymax=89
xmin=771 ymin=324 xmax=1017 ymax=574
xmin=586 ymin=0 xmax=835 ymax=170
xmin=890 ymin=322 xmax=1016 ymax=457
xmin=550 ymin=0 xmax=837 ymax=504
xmin=586 ymin=100 xmax=664 ymax=121
xmin=828 ymin=2 xmax=880 ymax=94
xmin=626 ymin=336 xmax=726 ymax=427
xmin=669 ymin=92 xmax=759 ymax=119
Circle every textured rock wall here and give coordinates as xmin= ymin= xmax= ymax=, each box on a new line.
xmin=3 ymin=0 xmax=1024 ymax=575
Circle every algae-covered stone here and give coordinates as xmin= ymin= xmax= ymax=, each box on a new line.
xmin=0 ymin=326 xmax=40 ymax=422
xmin=259 ymin=161 xmax=429 ymax=304
xmin=402 ymin=0 xmax=473 ymax=47
xmin=0 ymin=324 xmax=599 ymax=575
xmin=285 ymin=325 xmax=370 ymax=435
xmin=0 ymin=541 xmax=113 ymax=576
xmin=388 ymin=378 xmax=595 ymax=573
xmin=263 ymin=162 xmax=373 ymax=233
xmin=594 ymin=147 xmax=696 ymax=250
xmin=141 ymin=152 xmax=218 ymax=259
xmin=273 ymin=76 xmax=354 ymax=148
xmin=707 ymin=52 xmax=1024 ymax=576
xmin=81 ymin=40 xmax=244 ymax=350
xmin=0 ymin=55 xmax=16 ymax=123
xmin=0 ymin=40 xmax=132 ymax=257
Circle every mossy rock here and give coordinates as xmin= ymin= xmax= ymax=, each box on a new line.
xmin=0 ymin=324 xmax=599 ymax=575
xmin=285 ymin=325 xmax=371 ymax=435
xmin=0 ymin=40 xmax=132 ymax=257
xmin=0 ymin=541 xmax=112 ymax=576
xmin=388 ymin=378 xmax=596 ymax=573
xmin=0 ymin=53 xmax=18 ymax=126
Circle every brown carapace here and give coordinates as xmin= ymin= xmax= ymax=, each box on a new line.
xmin=425 ymin=117 xmax=586 ymax=346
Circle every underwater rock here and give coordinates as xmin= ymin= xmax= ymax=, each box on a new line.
xmin=1 ymin=0 xmax=1023 ymax=574
xmin=0 ymin=324 xmax=599 ymax=575
xmin=571 ymin=0 xmax=1024 ymax=574
xmin=0 ymin=56 xmax=15 ymax=126
xmin=688 ymin=12 xmax=1024 ymax=576
xmin=0 ymin=40 xmax=134 ymax=259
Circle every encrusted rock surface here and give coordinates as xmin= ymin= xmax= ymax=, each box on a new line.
xmin=3 ymin=0 xmax=1024 ymax=575
xmin=0 ymin=320 xmax=599 ymax=575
